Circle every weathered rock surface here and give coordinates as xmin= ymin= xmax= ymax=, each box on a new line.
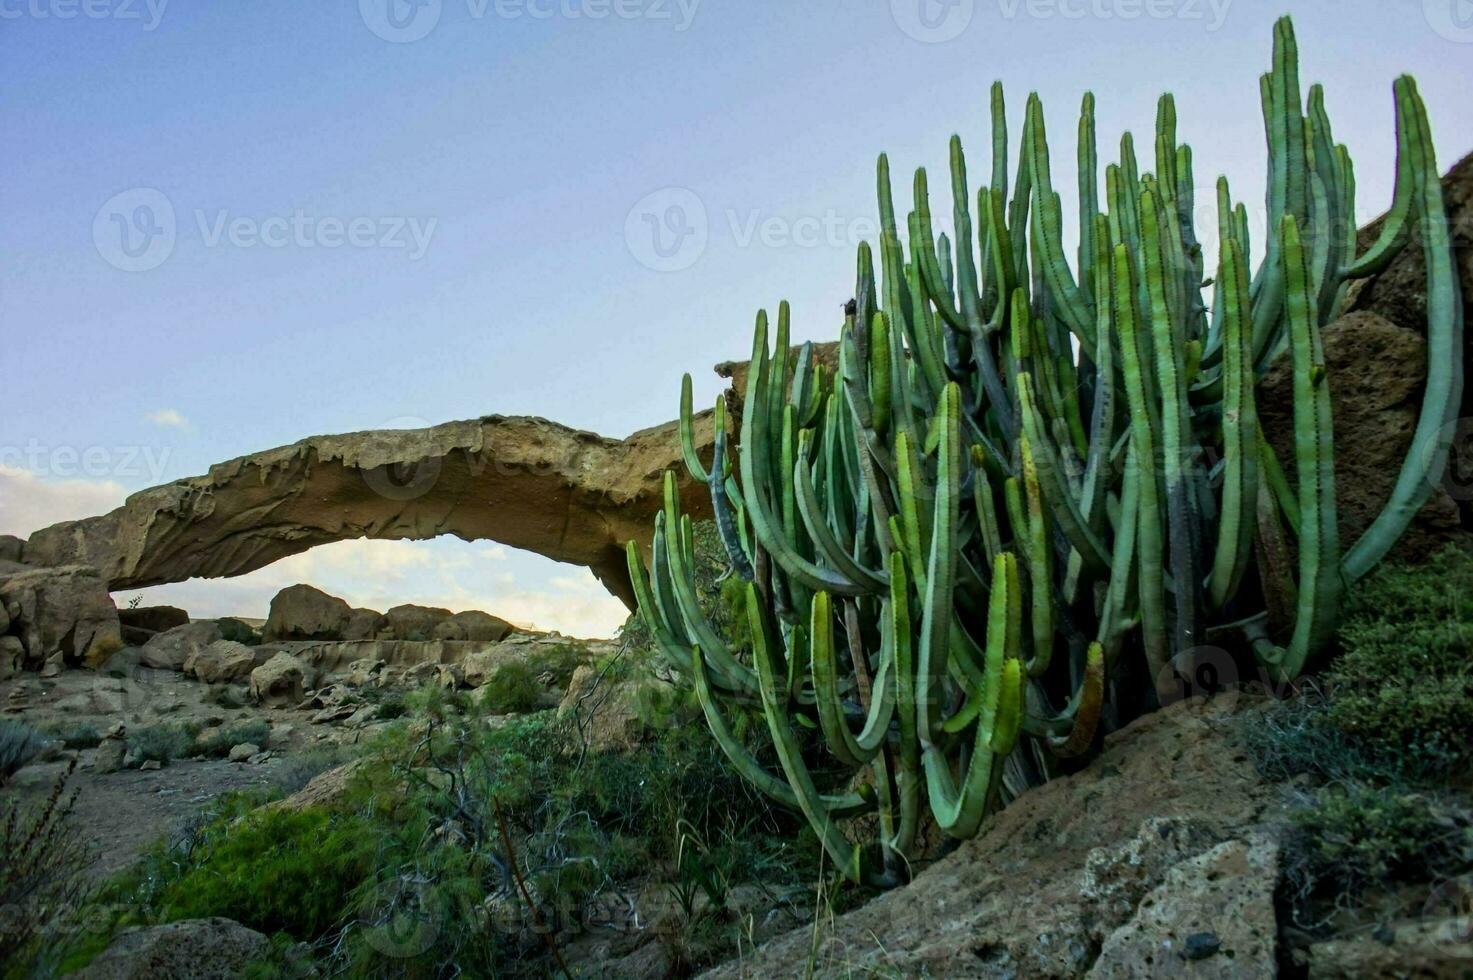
xmin=0 ymin=563 xmax=122 ymax=668
xmin=140 ymin=620 xmax=221 ymax=671
xmin=116 ymin=605 xmax=189 ymax=646
xmin=557 ymin=665 xmax=660 ymax=753
xmin=432 ymin=608 xmax=518 ymax=642
xmin=22 ymin=413 xmax=718 ymax=608
xmin=183 ymin=640 xmax=261 ymax=684
xmin=74 ymin=917 xmax=269 ymax=979
xmin=378 ymin=603 xmax=452 ymax=640
xmin=0 ymin=535 xmax=24 ymax=563
xmin=700 ymin=694 xmax=1277 ymax=979
xmin=263 ymin=583 xmax=355 ymax=641
xmin=250 ymin=651 xmax=313 ymax=706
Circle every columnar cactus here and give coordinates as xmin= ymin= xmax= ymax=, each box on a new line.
xmin=628 ymin=17 xmax=1461 ymax=884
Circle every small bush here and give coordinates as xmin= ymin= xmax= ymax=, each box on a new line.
xmin=478 ymin=662 xmax=543 ymax=715
xmin=127 ymin=721 xmax=201 ymax=765
xmin=1288 ymin=783 xmax=1473 ymax=902
xmin=1323 ymin=546 xmax=1473 ymax=776
xmin=526 ymin=643 xmax=584 ymax=688
xmin=0 ymin=720 xmax=47 ymax=781
xmin=46 ymin=721 xmax=102 ymax=750
xmin=0 ymin=760 xmax=94 ymax=975
xmin=196 ymin=719 xmax=272 ymax=758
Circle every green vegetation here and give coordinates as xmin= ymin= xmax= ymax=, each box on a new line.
xmin=45 ymin=721 xmax=102 ymax=750
xmin=126 ymin=720 xmax=201 ymax=765
xmin=477 ymin=661 xmax=544 ymax=714
xmin=1248 ymin=549 xmax=1473 ymax=928
xmin=628 ymin=16 xmax=1460 ymax=883
xmin=196 ymin=719 xmax=273 ymax=758
xmin=0 ymin=720 xmax=47 ymax=781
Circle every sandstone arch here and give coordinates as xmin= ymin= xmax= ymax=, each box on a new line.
xmin=23 ymin=413 xmax=718 ymax=610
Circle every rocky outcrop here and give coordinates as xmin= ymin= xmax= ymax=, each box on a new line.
xmin=432 ymin=609 xmax=517 ymax=643
xmin=250 ymin=651 xmax=313 ymax=706
xmin=378 ymin=604 xmax=452 ymax=641
xmin=116 ymin=605 xmax=188 ymax=646
xmin=183 ymin=640 xmax=262 ymax=684
xmin=701 ymin=695 xmax=1279 ymax=979
xmin=0 ymin=562 xmax=122 ymax=669
xmin=140 ymin=620 xmax=222 ymax=671
xmin=263 ymin=584 xmax=355 ymax=642
xmin=74 ymin=917 xmax=269 ymax=979
xmin=22 ymin=413 xmax=718 ymax=608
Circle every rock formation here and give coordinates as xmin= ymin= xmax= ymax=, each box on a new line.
xmin=22 ymin=413 xmax=719 ymax=610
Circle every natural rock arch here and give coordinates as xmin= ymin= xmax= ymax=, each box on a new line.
xmin=23 ymin=414 xmax=718 ymax=610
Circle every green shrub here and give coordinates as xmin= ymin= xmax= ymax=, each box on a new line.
xmin=127 ymin=721 xmax=201 ymax=765
xmin=478 ymin=662 xmax=543 ymax=715
xmin=1323 ymin=546 xmax=1473 ymax=777
xmin=45 ymin=721 xmax=102 ymax=751
xmin=1289 ymin=783 xmax=1473 ymax=899
xmin=129 ymin=806 xmax=377 ymax=940
xmin=196 ymin=719 xmax=272 ymax=758
xmin=525 ymin=643 xmax=584 ymax=688
xmin=0 ymin=721 xmax=47 ymax=781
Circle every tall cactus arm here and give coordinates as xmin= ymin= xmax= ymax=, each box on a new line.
xmin=1207 ymin=235 xmax=1259 ymax=612
xmin=1017 ymin=375 xmax=1110 ymax=572
xmin=923 ymin=552 xmax=1023 ymax=838
xmin=709 ymin=428 xmax=755 ymax=582
xmin=1260 ymin=214 xmax=1340 ymax=681
xmin=795 ymin=430 xmax=889 ymax=592
xmin=1113 ymin=243 xmax=1170 ymax=687
xmin=810 ymin=590 xmax=897 ymax=766
xmin=914 ymin=167 xmax=966 ymax=331
xmin=1344 ymin=77 xmax=1417 ymax=279
xmin=747 ymin=586 xmax=868 ymax=883
xmin=1047 ymin=641 xmax=1105 ymax=758
xmin=625 ymin=540 xmax=695 ymax=675
xmin=1017 ymin=438 xmax=1055 ymax=678
xmin=690 ymin=637 xmax=870 ymax=820
xmin=887 ymin=551 xmax=922 ymax=857
xmin=679 ymin=373 xmax=713 ymax=482
xmin=1141 ymin=188 xmax=1204 ymax=656
xmin=1025 ymin=94 xmax=1094 ymax=347
xmin=739 ymin=318 xmax=869 ymax=596
xmin=1343 ymin=78 xmax=1464 ymax=582
xmin=916 ymin=383 xmax=964 ymax=743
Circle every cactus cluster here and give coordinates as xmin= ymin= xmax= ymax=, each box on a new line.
xmin=627 ymin=17 xmax=1462 ymax=884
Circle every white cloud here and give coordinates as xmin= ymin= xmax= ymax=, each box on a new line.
xmin=145 ymin=408 xmax=190 ymax=429
xmin=0 ymin=466 xmax=128 ymax=538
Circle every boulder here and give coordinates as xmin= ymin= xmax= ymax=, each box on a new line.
xmin=263 ymin=584 xmax=353 ymax=641
xmin=0 ymin=598 xmax=9 ymax=634
xmin=432 ymin=609 xmax=518 ymax=643
xmin=378 ymin=604 xmax=453 ymax=641
xmin=227 ymin=742 xmax=260 ymax=763
xmin=462 ymin=646 xmax=525 ymax=688
xmin=117 ymin=605 xmax=189 ymax=635
xmin=557 ymin=666 xmax=659 ymax=752
xmin=0 ymin=637 xmax=24 ymax=681
xmin=0 ymin=535 xmax=24 ymax=563
xmin=0 ymin=563 xmax=122 ymax=668
xmin=250 ymin=652 xmax=313 ymax=706
xmin=183 ymin=640 xmax=260 ymax=684
xmin=140 ymin=621 xmax=221 ymax=671
xmin=269 ymin=758 xmax=371 ymax=813
xmin=342 ymin=607 xmax=381 ymax=641
xmin=73 ymin=917 xmax=269 ymax=979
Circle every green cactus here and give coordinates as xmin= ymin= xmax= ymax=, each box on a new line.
xmin=628 ymin=17 xmax=1461 ymax=883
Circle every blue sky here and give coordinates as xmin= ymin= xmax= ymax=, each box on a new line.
xmin=2 ymin=0 xmax=1470 ymax=636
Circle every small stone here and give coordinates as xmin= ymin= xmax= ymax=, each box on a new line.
xmin=247 ymin=751 xmax=272 ymax=765
xmin=94 ymin=739 xmax=126 ymax=773
xmin=1183 ymin=932 xmax=1221 ymax=961
xmin=228 ymin=742 xmax=261 ymax=763
xmin=139 ymin=759 xmax=162 ymax=771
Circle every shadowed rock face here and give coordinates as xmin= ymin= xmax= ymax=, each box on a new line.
xmin=23 ymin=413 xmax=718 ymax=609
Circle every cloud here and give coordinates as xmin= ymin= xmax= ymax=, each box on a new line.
xmin=145 ymin=408 xmax=190 ymax=429
xmin=0 ymin=466 xmax=128 ymax=537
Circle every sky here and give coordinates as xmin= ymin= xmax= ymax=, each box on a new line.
xmin=2 ymin=0 xmax=1471 ymax=637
